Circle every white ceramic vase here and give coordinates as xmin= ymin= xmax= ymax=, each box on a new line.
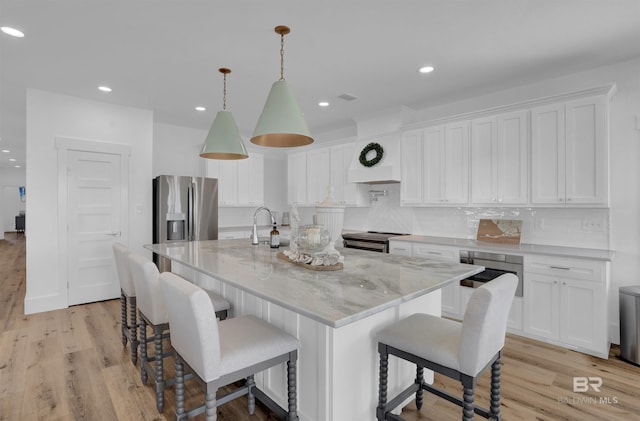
xmin=315 ymin=205 xmax=344 ymax=257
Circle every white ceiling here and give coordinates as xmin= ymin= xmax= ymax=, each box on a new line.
xmin=2 ymin=0 xmax=640 ymax=169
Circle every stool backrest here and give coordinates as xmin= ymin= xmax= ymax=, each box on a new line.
xmin=128 ymin=253 xmax=167 ymax=325
xmin=459 ymin=273 xmax=518 ymax=376
xmin=113 ymin=243 xmax=135 ymax=296
xmin=159 ymin=271 xmax=222 ymax=382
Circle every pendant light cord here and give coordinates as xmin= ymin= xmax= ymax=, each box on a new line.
xmin=280 ymin=32 xmax=285 ymax=81
xmin=222 ymin=72 xmax=227 ymax=110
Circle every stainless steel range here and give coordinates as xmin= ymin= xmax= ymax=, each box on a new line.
xmin=342 ymin=231 xmax=410 ymax=253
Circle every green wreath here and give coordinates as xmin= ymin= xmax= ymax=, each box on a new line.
xmin=359 ymin=142 xmax=384 ymax=167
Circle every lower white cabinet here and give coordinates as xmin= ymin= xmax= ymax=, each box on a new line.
xmin=523 ymin=255 xmax=609 ymax=358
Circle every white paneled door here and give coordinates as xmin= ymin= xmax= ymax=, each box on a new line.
xmin=67 ymin=149 xmax=124 ymax=305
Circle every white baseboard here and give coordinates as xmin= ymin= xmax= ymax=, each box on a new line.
xmin=24 ymin=293 xmax=67 ymax=315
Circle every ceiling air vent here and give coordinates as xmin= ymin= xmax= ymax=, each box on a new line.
xmin=338 ymin=93 xmax=358 ymax=101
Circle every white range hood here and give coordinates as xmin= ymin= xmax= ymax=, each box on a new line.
xmin=347 ymin=133 xmax=401 ymax=184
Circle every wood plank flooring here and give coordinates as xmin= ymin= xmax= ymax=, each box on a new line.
xmin=1 ymin=232 xmax=639 ymax=420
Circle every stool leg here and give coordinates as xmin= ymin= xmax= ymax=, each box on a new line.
xmin=154 ymin=325 xmax=165 ymax=412
xmin=175 ymin=357 xmax=185 ymax=420
xmin=490 ymin=357 xmax=502 ymax=419
xmin=415 ymin=365 xmax=424 ymax=410
xmin=120 ymin=292 xmax=127 ymax=347
xmin=246 ymin=375 xmax=255 ymax=415
xmin=287 ymin=352 xmax=299 ymax=421
xmin=462 ymin=386 xmax=475 ymax=421
xmin=377 ymin=346 xmax=389 ymax=421
xmin=129 ymin=296 xmax=138 ymax=365
xmin=205 ymin=390 xmax=217 ymax=421
xmin=139 ymin=316 xmax=148 ymax=385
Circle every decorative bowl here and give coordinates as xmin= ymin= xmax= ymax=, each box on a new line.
xmin=297 ymin=224 xmax=330 ymax=254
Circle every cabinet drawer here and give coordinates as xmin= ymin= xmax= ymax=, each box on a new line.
xmin=525 ymin=255 xmax=604 ymax=282
xmin=388 ymin=242 xmax=412 ymax=256
xmin=413 ymin=244 xmax=459 ymax=262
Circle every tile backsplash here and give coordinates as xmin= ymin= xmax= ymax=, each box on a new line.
xmin=341 ymin=184 xmax=610 ymax=250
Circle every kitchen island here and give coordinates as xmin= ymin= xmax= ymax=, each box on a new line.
xmin=146 ymin=239 xmax=483 ymax=421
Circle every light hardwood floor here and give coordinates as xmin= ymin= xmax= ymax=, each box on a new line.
xmin=1 ymin=232 xmax=639 ymax=420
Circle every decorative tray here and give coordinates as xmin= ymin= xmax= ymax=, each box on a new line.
xmin=276 ymin=252 xmax=343 ymax=271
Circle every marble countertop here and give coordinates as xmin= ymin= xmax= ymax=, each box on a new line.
xmin=145 ymin=239 xmax=483 ymax=328
xmin=389 ymin=235 xmax=615 ymax=261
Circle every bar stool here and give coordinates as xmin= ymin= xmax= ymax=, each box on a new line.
xmin=376 ymin=274 xmax=518 ymax=421
xmin=112 ymin=242 xmax=138 ymax=365
xmin=128 ymin=253 xmax=231 ymax=412
xmin=159 ymin=271 xmax=300 ymax=421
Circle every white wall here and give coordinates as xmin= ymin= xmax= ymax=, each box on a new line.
xmin=24 ymin=89 xmax=153 ymax=314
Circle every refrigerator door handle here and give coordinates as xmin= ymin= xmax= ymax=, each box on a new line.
xmin=188 ymin=182 xmax=194 ymax=241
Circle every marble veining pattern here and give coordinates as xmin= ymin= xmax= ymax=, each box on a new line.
xmin=145 ymin=239 xmax=483 ymax=328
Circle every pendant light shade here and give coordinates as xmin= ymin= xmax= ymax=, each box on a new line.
xmin=251 ymin=25 xmax=313 ymax=147
xmin=200 ymin=68 xmax=249 ymax=160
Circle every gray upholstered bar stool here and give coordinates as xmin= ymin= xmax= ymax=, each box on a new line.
xmin=159 ymin=271 xmax=300 ymax=421
xmin=112 ymin=242 xmax=138 ymax=365
xmin=376 ymin=273 xmax=518 ymax=421
xmin=128 ymin=253 xmax=231 ymax=413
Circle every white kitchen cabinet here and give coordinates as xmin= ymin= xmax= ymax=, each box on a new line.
xmin=206 ymin=154 xmax=264 ymax=207
xmin=306 ymin=148 xmax=331 ymax=205
xmin=531 ymin=96 xmax=608 ymax=205
xmin=470 ymin=111 xmax=528 ymax=205
xmin=388 ymin=241 xmax=412 ymax=257
xmin=287 ymin=151 xmax=307 ymax=206
xmin=523 ymin=255 xmax=609 ymax=358
xmin=400 ymin=130 xmax=423 ymax=205
xmin=400 ymin=123 xmax=469 ymax=206
xmin=330 ymin=143 xmax=368 ymax=206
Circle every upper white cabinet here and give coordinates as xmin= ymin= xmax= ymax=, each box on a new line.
xmin=401 ymin=122 xmax=469 ymax=206
xmin=531 ymin=96 xmax=608 ymax=205
xmin=206 ymin=153 xmax=264 ymax=207
xmin=287 ymin=151 xmax=307 ymax=206
xmin=470 ymin=110 xmax=528 ymax=205
xmin=287 ymin=143 xmax=368 ymax=207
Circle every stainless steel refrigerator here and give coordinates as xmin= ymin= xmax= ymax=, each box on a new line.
xmin=153 ymin=175 xmax=218 ymax=270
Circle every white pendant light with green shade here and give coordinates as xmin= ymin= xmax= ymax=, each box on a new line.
xmin=251 ymin=25 xmax=313 ymax=148
xmin=200 ymin=68 xmax=249 ymax=160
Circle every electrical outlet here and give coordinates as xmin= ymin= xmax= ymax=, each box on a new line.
xmin=534 ymin=218 xmax=545 ymax=230
xmin=582 ymin=217 xmax=604 ymax=232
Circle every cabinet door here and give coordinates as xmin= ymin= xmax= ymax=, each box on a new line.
xmin=560 ymin=279 xmax=606 ymax=351
xmin=444 ymin=122 xmax=469 ymax=204
xmin=413 ymin=244 xmax=461 ymax=317
xmin=330 ymin=145 xmax=346 ymax=204
xmin=237 ymin=154 xmax=264 ymax=206
xmin=523 ymin=273 xmax=560 ymax=340
xmin=565 ymin=96 xmax=608 ymax=205
xmin=306 ymin=149 xmax=331 ymax=205
xmin=287 ymin=152 xmax=307 ymax=206
xmin=497 ymin=110 xmax=528 ymax=204
xmin=400 ymin=130 xmax=423 ymax=205
xmin=531 ymin=103 xmax=566 ymax=204
xmin=422 ymin=126 xmax=445 ymax=204
xmin=218 ymin=160 xmax=238 ymax=206
xmin=470 ymin=117 xmax=497 ymax=204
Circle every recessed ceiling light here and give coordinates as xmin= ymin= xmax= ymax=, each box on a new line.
xmin=195 ymin=106 xmax=206 ymax=111
xmin=98 ymin=86 xmax=112 ymax=92
xmin=318 ymin=101 xmax=330 ymax=107
xmin=419 ymin=66 xmax=435 ymax=74
xmin=9 ymin=158 xmax=16 ymax=162
xmin=1 ymin=27 xmax=25 ymax=38
xmin=1 ymin=149 xmax=9 ymax=153
xmin=14 ymin=165 xmax=21 ymax=168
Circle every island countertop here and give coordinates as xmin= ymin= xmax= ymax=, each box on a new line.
xmin=146 ymin=239 xmax=483 ymax=328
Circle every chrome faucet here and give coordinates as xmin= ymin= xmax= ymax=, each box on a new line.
xmin=251 ymin=207 xmax=276 ymax=245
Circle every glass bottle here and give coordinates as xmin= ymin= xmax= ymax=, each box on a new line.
xmin=270 ymin=223 xmax=280 ymax=249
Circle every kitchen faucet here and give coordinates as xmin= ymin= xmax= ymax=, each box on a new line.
xmin=251 ymin=206 xmax=276 ymax=245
